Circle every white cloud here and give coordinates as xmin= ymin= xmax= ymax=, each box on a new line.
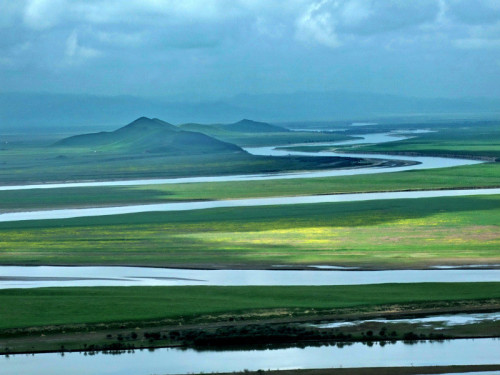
xmin=340 ymin=0 xmax=371 ymax=26
xmin=65 ymin=30 xmax=100 ymax=64
xmin=23 ymin=0 xmax=66 ymax=30
xmin=435 ymin=0 xmax=449 ymax=25
xmin=296 ymin=0 xmax=341 ymax=48
xmin=73 ymin=0 xmax=252 ymax=25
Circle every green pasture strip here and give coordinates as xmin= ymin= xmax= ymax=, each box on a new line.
xmin=211 ymin=131 xmax=356 ymax=147
xmin=340 ymin=123 xmax=500 ymax=159
xmin=1 ymin=195 xmax=499 ymax=267
xmin=1 ymin=283 xmax=499 ymax=330
xmin=2 ymin=163 xmax=500 ymax=211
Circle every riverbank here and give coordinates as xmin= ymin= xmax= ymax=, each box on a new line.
xmin=194 ymin=365 xmax=500 ymax=375
xmin=3 ymin=338 xmax=500 ymax=375
xmin=3 ymin=184 xmax=500 ymax=215
xmin=1 ymin=283 xmax=499 ymax=354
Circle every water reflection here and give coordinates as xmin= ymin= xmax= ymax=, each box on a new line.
xmin=2 ymin=338 xmax=499 ymax=375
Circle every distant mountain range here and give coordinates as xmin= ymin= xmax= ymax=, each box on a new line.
xmin=179 ymin=119 xmax=289 ymax=134
xmin=56 ymin=117 xmax=244 ymax=155
xmin=2 ymin=91 xmax=500 ymax=132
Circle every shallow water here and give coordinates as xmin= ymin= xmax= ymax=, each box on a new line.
xmin=0 ymin=132 xmax=481 ymax=191
xmin=1 ymin=266 xmax=500 ymax=289
xmin=2 ymin=338 xmax=499 ymax=375
xmin=313 ymin=312 xmax=500 ymax=329
xmin=1 ymin=187 xmax=499 ymax=222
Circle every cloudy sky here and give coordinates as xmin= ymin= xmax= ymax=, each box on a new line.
xmin=2 ymin=0 xmax=500 ymax=100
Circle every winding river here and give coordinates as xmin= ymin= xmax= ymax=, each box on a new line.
xmin=1 ymin=130 xmax=499 ymax=373
xmin=0 ymin=131 xmax=497 ymax=222
xmin=0 ymin=132 xmax=482 ymax=191
xmin=2 ymin=187 xmax=499 ymax=222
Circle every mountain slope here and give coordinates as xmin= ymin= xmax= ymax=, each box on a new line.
xmin=220 ymin=119 xmax=289 ymax=133
xmin=55 ymin=117 xmax=244 ymax=155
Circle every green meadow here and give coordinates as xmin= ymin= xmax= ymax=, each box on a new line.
xmin=0 ymin=124 xmax=355 ymax=185
xmin=1 ymin=163 xmax=499 ymax=211
xmin=3 ymin=120 xmax=500 ymax=211
xmin=1 ymin=283 xmax=499 ymax=330
xmin=1 ymin=195 xmax=499 ymax=268
xmin=0 ymin=149 xmax=362 ymax=185
xmin=331 ymin=122 xmax=500 ymax=160
xmin=1 ymin=121 xmax=500 ymax=356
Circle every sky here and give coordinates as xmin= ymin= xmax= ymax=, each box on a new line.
xmin=2 ymin=0 xmax=500 ymax=101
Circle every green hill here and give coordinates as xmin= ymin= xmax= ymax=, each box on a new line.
xmin=178 ymin=122 xmax=225 ymax=134
xmin=221 ymin=119 xmax=289 ymax=133
xmin=55 ymin=117 xmax=244 ymax=155
xmin=179 ymin=119 xmax=289 ymax=134
xmin=178 ymin=119 xmax=350 ymax=147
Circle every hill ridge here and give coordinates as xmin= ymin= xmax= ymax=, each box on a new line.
xmin=222 ymin=119 xmax=289 ymax=133
xmin=54 ymin=117 xmax=244 ymax=156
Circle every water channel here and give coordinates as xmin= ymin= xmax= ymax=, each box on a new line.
xmin=2 ymin=187 xmax=499 ymax=222
xmin=2 ymin=338 xmax=499 ymax=375
xmin=1 ymin=130 xmax=498 ymax=372
xmin=1 ymin=266 xmax=499 ymax=289
xmin=312 ymin=312 xmax=500 ymax=329
xmin=0 ymin=132 xmax=482 ymax=191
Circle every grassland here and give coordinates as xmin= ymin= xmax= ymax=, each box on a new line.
xmin=334 ymin=122 xmax=500 ymax=160
xmin=179 ymin=120 xmax=358 ymax=147
xmin=0 ymin=129 xmax=355 ymax=184
xmin=3 ymin=120 xmax=500 ymax=211
xmin=1 ymin=120 xmax=500 ymax=358
xmin=1 ymin=283 xmax=499 ymax=353
xmin=0 ymin=149 xmax=364 ymax=185
xmin=5 ymin=283 xmax=496 ymax=329
xmin=2 ymin=162 xmax=499 ymax=211
xmin=2 ymin=119 xmax=499 ymax=187
xmin=1 ymin=195 xmax=499 ymax=268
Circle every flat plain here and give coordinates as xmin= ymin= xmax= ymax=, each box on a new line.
xmin=1 ymin=119 xmax=500 ymax=360
xmin=1 ymin=194 xmax=499 ymax=268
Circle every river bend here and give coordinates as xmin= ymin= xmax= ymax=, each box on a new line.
xmin=0 ymin=132 xmax=482 ymax=191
